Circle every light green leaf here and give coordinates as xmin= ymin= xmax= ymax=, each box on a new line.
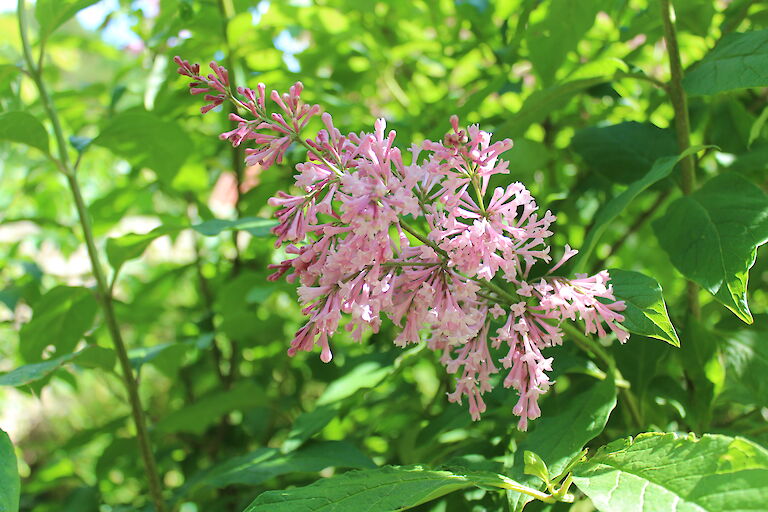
xmin=571 ymin=122 xmax=678 ymax=184
xmin=0 ymin=111 xmax=50 ymax=154
xmin=0 ymin=346 xmax=111 ymax=387
xmin=0 ymin=428 xmax=18 ymax=512
xmin=684 ymin=29 xmax=768 ymax=96
xmin=652 ymin=172 xmax=768 ymax=323
xmin=243 ymin=465 xmax=522 ymax=512
xmin=316 ymin=360 xmax=392 ymax=405
xmin=93 ymin=112 xmax=191 ymax=183
xmin=195 ymin=441 xmax=375 ymax=490
xmin=609 ymin=269 xmax=679 ymax=347
xmin=192 ymin=217 xmax=277 ymax=237
xmin=527 ymin=0 xmax=600 ymax=86
xmin=35 ymin=0 xmax=99 ymax=40
xmin=106 ymin=225 xmax=181 ymax=272
xmin=500 ymin=77 xmax=608 ymax=138
xmin=507 ymin=377 xmax=617 ymax=511
xmin=20 ymin=286 xmax=98 ymax=362
xmin=572 ymin=432 xmax=768 ymax=512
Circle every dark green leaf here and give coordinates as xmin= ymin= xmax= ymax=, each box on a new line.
xmin=684 ymin=29 xmax=768 ymax=96
xmin=244 ymin=465 xmax=521 ymax=512
xmin=507 ymin=377 xmax=617 ymax=511
xmin=281 ymin=403 xmax=342 ymax=453
xmin=571 ymin=122 xmax=678 ymax=184
xmin=718 ymin=315 xmax=768 ymax=407
xmin=93 ymin=112 xmax=191 ymax=183
xmin=35 ymin=0 xmax=100 ymax=40
xmin=609 ymin=269 xmax=679 ymax=347
xmin=652 ymin=172 xmax=768 ymax=323
xmin=0 ymin=111 xmax=50 ymax=154
xmin=20 ymin=286 xmax=98 ymax=362
xmin=572 ymin=433 xmax=768 ymax=511
xmin=196 ymin=441 xmax=375 ymax=489
xmin=0 ymin=429 xmax=18 ymax=512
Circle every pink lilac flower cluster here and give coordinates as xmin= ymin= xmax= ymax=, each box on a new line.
xmin=175 ymin=57 xmax=629 ymax=430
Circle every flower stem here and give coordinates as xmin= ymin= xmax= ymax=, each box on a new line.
xmin=660 ymin=0 xmax=700 ymax=319
xmin=17 ymin=3 xmax=166 ymax=511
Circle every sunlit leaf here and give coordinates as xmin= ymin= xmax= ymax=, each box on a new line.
xmin=0 ymin=111 xmax=49 ymax=154
xmin=572 ymin=433 xmax=768 ymax=511
xmin=0 ymin=428 xmax=19 ymax=512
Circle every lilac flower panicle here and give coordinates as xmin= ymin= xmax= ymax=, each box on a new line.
xmin=177 ymin=58 xmax=629 ymax=430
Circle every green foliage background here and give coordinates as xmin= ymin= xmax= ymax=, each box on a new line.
xmin=0 ymin=0 xmax=767 ymax=511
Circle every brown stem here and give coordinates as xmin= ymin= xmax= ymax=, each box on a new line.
xmin=660 ymin=0 xmax=700 ymax=318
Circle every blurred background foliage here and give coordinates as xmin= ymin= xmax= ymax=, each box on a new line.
xmin=1 ymin=0 xmax=767 ymax=511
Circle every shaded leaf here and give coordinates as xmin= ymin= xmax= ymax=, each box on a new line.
xmin=572 ymin=433 xmax=768 ymax=511
xmin=192 ymin=217 xmax=277 ymax=237
xmin=0 ymin=346 xmax=114 ymax=387
xmin=652 ymin=173 xmax=768 ymax=323
xmin=717 ymin=314 xmax=768 ymax=407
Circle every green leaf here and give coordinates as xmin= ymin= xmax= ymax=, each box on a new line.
xmin=507 ymin=377 xmax=617 ymax=511
xmin=243 ymin=465 xmax=521 ymax=512
xmin=20 ymin=286 xmax=98 ymax=362
xmin=652 ymin=172 xmax=768 ymax=323
xmin=684 ymin=29 xmax=768 ymax=96
xmin=156 ymin=381 xmax=265 ymax=435
xmin=609 ymin=269 xmax=679 ymax=347
xmin=523 ymin=451 xmax=550 ymax=485
xmin=717 ymin=314 xmax=768 ymax=407
xmin=499 ymin=77 xmax=609 ymax=138
xmin=0 ymin=111 xmax=50 ymax=154
xmin=194 ymin=441 xmax=375 ymax=490
xmin=93 ymin=112 xmax=191 ymax=183
xmin=0 ymin=346 xmax=113 ymax=387
xmin=281 ymin=403 xmax=342 ymax=453
xmin=527 ymin=0 xmax=600 ymax=86
xmin=678 ymin=320 xmax=725 ymax=430
xmin=572 ymin=150 xmax=703 ymax=271
xmin=106 ymin=225 xmax=181 ymax=272
xmin=316 ymin=359 xmax=393 ymax=405
xmin=572 ymin=432 xmax=768 ymax=511
xmin=0 ymin=428 xmax=19 ymax=512
xmin=35 ymin=0 xmax=99 ymax=41
xmin=571 ymin=122 xmax=678 ymax=184
xmin=192 ymin=217 xmax=278 ymax=237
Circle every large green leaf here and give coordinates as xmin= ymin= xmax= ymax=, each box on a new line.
xmin=192 ymin=217 xmax=278 ymax=237
xmin=243 ymin=465 xmax=524 ymax=512
xmin=609 ymin=269 xmax=679 ymax=347
xmin=0 ymin=428 xmax=19 ymax=512
xmin=571 ymin=122 xmax=678 ymax=184
xmin=93 ymin=112 xmax=191 ymax=183
xmin=684 ymin=29 xmax=768 ymax=96
xmin=0 ymin=112 xmax=50 ymax=154
xmin=507 ymin=377 xmax=617 ymax=511
xmin=652 ymin=172 xmax=768 ymax=323
xmin=678 ymin=320 xmax=725 ymax=430
xmin=572 ymin=433 xmax=768 ymax=511
xmin=193 ymin=441 xmax=375 ymax=490
xmin=0 ymin=346 xmax=114 ymax=387
xmin=527 ymin=0 xmax=600 ymax=86
xmin=35 ymin=0 xmax=99 ymax=41
xmin=19 ymin=286 xmax=98 ymax=362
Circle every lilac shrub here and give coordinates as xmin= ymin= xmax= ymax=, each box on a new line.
xmin=176 ymin=58 xmax=629 ymax=430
